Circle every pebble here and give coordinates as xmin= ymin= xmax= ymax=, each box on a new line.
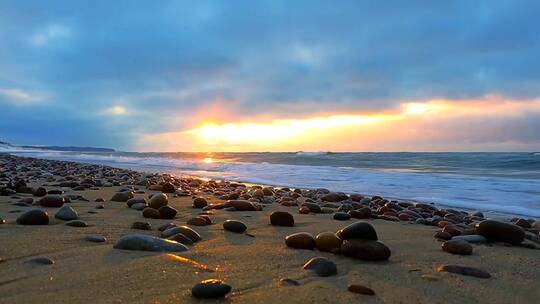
xmin=158 ymin=205 xmax=177 ymax=219
xmin=227 ymin=200 xmax=261 ymax=211
xmin=333 ymin=212 xmax=351 ymax=221
xmin=131 ymin=203 xmax=147 ymax=210
xmin=452 ymin=235 xmax=487 ymax=243
xmin=191 ymin=279 xmax=231 ymax=299
xmin=39 ymin=195 xmax=65 ymax=207
xmin=285 ymin=232 xmax=316 ymax=250
xmin=302 ymin=257 xmax=337 ymax=277
xmin=110 ymin=192 xmax=133 ymax=202
xmin=142 ymin=207 xmax=161 ymax=219
xmin=193 ymin=197 xmax=208 ymax=208
xmin=162 ymin=226 xmax=201 ymax=242
xmin=167 ymin=233 xmax=194 ymax=245
xmin=347 ymin=284 xmax=375 ymax=295
xmin=279 ymin=278 xmax=300 ymax=286
xmin=113 ymin=234 xmax=189 ymax=252
xmin=66 ymin=220 xmax=88 ymax=227
xmin=126 ymin=197 xmax=146 ymax=208
xmin=161 ymin=182 xmax=176 ymax=193
xmin=336 ymin=222 xmax=378 ymax=241
xmin=437 ymin=264 xmax=491 ymax=278
xmin=131 ymin=221 xmax=152 ymax=230
xmin=476 ymin=220 xmax=525 ymax=245
xmin=16 ymin=209 xmax=49 ymax=225
xmin=54 ymin=205 xmax=78 ymax=221
xmin=223 ymin=220 xmax=247 ymax=233
xmin=270 ymin=211 xmax=294 ymax=227
xmin=29 ymin=257 xmax=55 ymax=265
xmin=442 ymin=239 xmax=473 ymax=255
xmin=302 ymin=202 xmax=322 ymax=213
xmin=434 ymin=231 xmax=452 ymax=240
xmin=341 ymin=239 xmax=391 ymax=261
xmin=315 ymin=232 xmax=342 ymax=252
xmin=298 ymin=206 xmax=310 ymax=214
xmin=187 ymin=217 xmax=208 ymax=226
xmin=86 ymin=235 xmax=106 ymax=243
xmin=148 ymin=193 xmax=168 ymax=209
xmin=33 ymin=187 xmax=47 ymax=197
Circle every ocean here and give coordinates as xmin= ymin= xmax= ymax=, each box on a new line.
xmin=4 ymin=148 xmax=540 ymax=218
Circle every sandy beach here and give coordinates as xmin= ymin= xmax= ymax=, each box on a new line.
xmin=1 ymin=154 xmax=539 ymax=304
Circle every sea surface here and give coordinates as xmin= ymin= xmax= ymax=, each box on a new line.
xmin=3 ymin=147 xmax=540 ymax=218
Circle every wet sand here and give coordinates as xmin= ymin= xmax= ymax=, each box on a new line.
xmin=1 ymin=157 xmax=539 ymax=303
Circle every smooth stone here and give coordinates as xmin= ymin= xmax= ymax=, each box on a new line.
xmin=270 ymin=211 xmax=294 ymax=227
xmin=223 ymin=220 xmax=247 ymax=233
xmin=16 ymin=209 xmax=49 ymax=225
xmin=161 ymin=182 xmax=176 ymax=193
xmin=302 ymin=257 xmax=337 ymax=277
xmin=434 ymin=231 xmax=452 ymax=240
xmin=336 ymin=222 xmax=378 ymax=241
xmin=126 ymin=197 xmax=146 ymax=208
xmin=113 ymin=234 xmax=188 ymax=252
xmin=279 ymin=278 xmax=300 ymax=286
xmin=452 ymin=235 xmax=487 ymax=243
xmin=39 ymin=195 xmax=65 ymax=207
xmin=66 ymin=220 xmax=88 ymax=227
xmin=285 ymin=232 xmax=316 ymax=250
xmin=162 ymin=226 xmax=201 ymax=242
xmin=333 ymin=212 xmax=351 ymax=221
xmin=86 ymin=235 xmax=106 ymax=243
xmin=148 ymin=193 xmax=168 ymax=209
xmin=226 ymin=200 xmax=261 ymax=211
xmin=29 ymin=257 xmax=54 ymax=265
xmin=315 ymin=232 xmax=343 ymax=252
xmin=131 ymin=203 xmax=147 ymax=210
xmin=131 ymin=221 xmax=152 ymax=230
xmin=158 ymin=205 xmax=177 ymax=219
xmin=142 ymin=207 xmax=161 ymax=219
xmin=476 ymin=220 xmax=525 ymax=245
xmin=347 ymin=284 xmax=375 ymax=295
xmin=167 ymin=233 xmax=194 ymax=245
xmin=110 ymin=192 xmax=133 ymax=202
xmin=54 ymin=205 xmax=78 ymax=221
xmin=33 ymin=187 xmax=47 ymax=197
xmin=191 ymin=279 xmax=231 ymax=299
xmin=187 ymin=217 xmax=207 ymax=226
xmin=193 ymin=197 xmax=208 ymax=208
xmin=437 ymin=264 xmax=491 ymax=278
xmin=302 ymin=202 xmax=322 ymax=213
xmin=341 ymin=239 xmax=391 ymax=261
xmin=442 ymin=239 xmax=473 ymax=255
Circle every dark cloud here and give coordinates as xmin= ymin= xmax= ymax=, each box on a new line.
xmin=1 ymin=0 xmax=539 ymax=148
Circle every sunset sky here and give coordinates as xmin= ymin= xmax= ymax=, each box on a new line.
xmin=1 ymin=1 xmax=539 ymax=152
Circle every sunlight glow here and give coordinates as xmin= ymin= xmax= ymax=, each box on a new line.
xmin=203 ymin=157 xmax=213 ymax=163
xmin=107 ymin=105 xmax=128 ymax=116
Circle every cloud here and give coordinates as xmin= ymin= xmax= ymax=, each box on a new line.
xmin=29 ymin=24 xmax=72 ymax=47
xmin=0 ymin=87 xmax=45 ymax=104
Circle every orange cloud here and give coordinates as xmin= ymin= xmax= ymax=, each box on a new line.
xmin=136 ymin=96 xmax=540 ymax=152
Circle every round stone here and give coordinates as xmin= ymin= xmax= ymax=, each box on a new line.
xmin=476 ymin=220 xmax=525 ymax=245
xmin=162 ymin=226 xmax=201 ymax=242
xmin=142 ymin=207 xmax=161 ymax=219
xmin=167 ymin=233 xmax=194 ymax=245
xmin=86 ymin=235 xmax=106 ymax=243
xmin=161 ymin=182 xmax=176 ymax=193
xmin=191 ymin=279 xmax=231 ymax=299
xmin=341 ymin=239 xmax=391 ymax=261
xmin=315 ymin=232 xmax=342 ymax=252
xmin=270 ymin=211 xmax=294 ymax=227
xmin=193 ymin=197 xmax=208 ymax=208
xmin=110 ymin=192 xmax=133 ymax=202
xmin=333 ymin=212 xmax=351 ymax=221
xmin=158 ymin=205 xmax=177 ymax=219
xmin=114 ymin=234 xmax=188 ymax=252
xmin=348 ymin=284 xmax=375 ymax=295
xmin=126 ymin=197 xmax=147 ymax=208
xmin=148 ymin=193 xmax=168 ymax=209
xmin=16 ymin=209 xmax=49 ymax=225
xmin=285 ymin=232 xmax=316 ymax=250
xmin=66 ymin=220 xmax=88 ymax=227
xmin=54 ymin=205 xmax=78 ymax=221
xmin=131 ymin=221 xmax=152 ymax=230
xmin=223 ymin=220 xmax=247 ymax=233
xmin=302 ymin=257 xmax=337 ymax=277
xmin=442 ymin=239 xmax=473 ymax=255
xmin=33 ymin=187 xmax=47 ymax=197
xmin=187 ymin=217 xmax=208 ymax=226
xmin=336 ymin=221 xmax=378 ymax=241
xmin=39 ymin=195 xmax=65 ymax=207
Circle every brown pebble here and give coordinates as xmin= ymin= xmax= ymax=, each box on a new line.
xmin=347 ymin=284 xmax=375 ymax=295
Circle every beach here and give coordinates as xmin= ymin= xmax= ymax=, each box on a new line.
xmin=1 ymin=154 xmax=539 ymax=303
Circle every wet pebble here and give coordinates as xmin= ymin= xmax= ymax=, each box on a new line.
xmin=162 ymin=226 xmax=201 ymax=242
xmin=476 ymin=220 xmax=524 ymax=245
xmin=187 ymin=217 xmax=208 ymax=226
xmin=66 ymin=220 xmax=88 ymax=227
xmin=223 ymin=220 xmax=247 ymax=233
xmin=270 ymin=211 xmax=294 ymax=227
xmin=148 ymin=193 xmax=168 ymax=209
xmin=114 ymin=234 xmax=188 ymax=252
xmin=191 ymin=279 xmax=231 ymax=299
xmin=131 ymin=221 xmax=152 ymax=230
xmin=16 ymin=209 xmax=49 ymax=225
xmin=167 ymin=233 xmax=194 ymax=245
xmin=193 ymin=197 xmax=208 ymax=208
xmin=336 ymin=222 xmax=378 ymax=241
xmin=437 ymin=264 xmax=491 ymax=278
xmin=142 ymin=207 xmax=161 ymax=219
xmin=341 ymin=239 xmax=391 ymax=261
xmin=315 ymin=232 xmax=342 ymax=252
xmin=285 ymin=232 xmax=316 ymax=250
xmin=442 ymin=239 xmax=473 ymax=255
xmin=347 ymin=284 xmax=375 ymax=295
xmin=302 ymin=257 xmax=337 ymax=277
xmin=158 ymin=205 xmax=177 ymax=219
xmin=333 ymin=212 xmax=351 ymax=221
xmin=279 ymin=278 xmax=300 ymax=286
xmin=86 ymin=235 xmax=106 ymax=243
xmin=39 ymin=195 xmax=65 ymax=207
xmin=54 ymin=205 xmax=78 ymax=221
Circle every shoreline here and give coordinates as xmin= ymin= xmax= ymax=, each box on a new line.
xmin=3 ymin=152 xmax=537 ymax=220
xmin=1 ymin=154 xmax=539 ymax=303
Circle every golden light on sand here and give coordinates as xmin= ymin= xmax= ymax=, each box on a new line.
xmin=164 ymin=254 xmax=216 ymax=272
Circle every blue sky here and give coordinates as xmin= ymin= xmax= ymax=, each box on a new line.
xmin=1 ymin=1 xmax=539 ymax=151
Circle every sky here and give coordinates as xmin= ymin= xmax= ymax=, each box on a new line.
xmin=1 ymin=0 xmax=540 ymax=152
